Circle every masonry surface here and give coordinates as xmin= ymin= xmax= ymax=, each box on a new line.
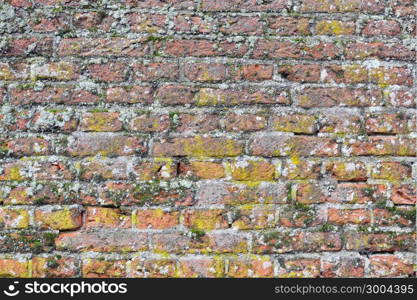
xmin=0 ymin=0 xmax=416 ymax=278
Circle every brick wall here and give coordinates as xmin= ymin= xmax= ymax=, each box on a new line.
xmin=0 ymin=0 xmax=415 ymax=278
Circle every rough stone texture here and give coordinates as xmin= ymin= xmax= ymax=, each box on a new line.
xmin=0 ymin=0 xmax=415 ymax=278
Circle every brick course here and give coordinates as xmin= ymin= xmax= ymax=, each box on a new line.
xmin=0 ymin=0 xmax=415 ymax=278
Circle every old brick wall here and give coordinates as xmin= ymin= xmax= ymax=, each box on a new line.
xmin=0 ymin=0 xmax=416 ymax=278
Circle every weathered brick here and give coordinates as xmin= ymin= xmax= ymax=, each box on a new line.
xmin=254 ymin=231 xmax=342 ymax=254
xmin=179 ymin=161 xmax=225 ymax=179
xmin=133 ymin=61 xmax=179 ymax=81
xmin=195 ymin=87 xmax=289 ymax=106
xmin=66 ymin=133 xmax=146 ymax=157
xmin=301 ymin=0 xmax=384 ymax=13
xmin=226 ymin=256 xmax=273 ymax=278
xmin=296 ymin=88 xmax=383 ymax=108
xmin=327 ymin=183 xmax=387 ymax=204
xmin=129 ymin=258 xmax=177 ymax=278
xmin=0 ymin=208 xmax=30 ymax=229
xmin=1 ymin=0 xmax=415 ymax=279
xmin=272 ymin=114 xmax=316 ymax=134
xmin=129 ymin=114 xmax=170 ymax=132
xmin=391 ymin=184 xmax=416 ymax=205
xmin=10 ymin=86 xmax=99 ymax=105
xmin=82 ymin=259 xmax=127 ymax=278
xmin=278 ymin=258 xmax=321 ymax=278
xmin=253 ymin=41 xmax=341 ymax=60
xmin=328 ymin=208 xmax=371 ymax=225
xmin=232 ymin=206 xmax=278 ymax=229
xmin=153 ymin=136 xmax=244 ymax=157
xmin=88 ymin=62 xmax=127 ymax=82
xmin=106 ymin=86 xmax=153 ymax=104
xmin=85 ymin=207 xmax=131 ymax=228
xmin=183 ymin=209 xmax=228 ymax=230
xmin=343 ymin=137 xmax=416 ymax=156
xmin=370 ymin=162 xmax=412 ymax=181
xmin=196 ymin=182 xmax=287 ymax=206
xmin=344 ymin=232 xmax=416 ymax=252
xmin=35 ymin=205 xmax=82 ymax=230
xmin=325 ymin=161 xmax=368 ymax=181
xmin=31 ymin=61 xmax=79 ymax=81
xmin=56 ymin=229 xmax=148 ymax=252
xmin=362 ymin=20 xmax=402 ymax=36
xmin=228 ymin=159 xmax=276 ymax=181
xmin=175 ymin=114 xmax=220 ymax=133
xmin=79 ymin=112 xmax=123 ymax=132
xmin=365 ymin=113 xmax=413 ymax=134
xmin=135 ymin=209 xmax=179 ymax=229
xmin=58 ymin=38 xmax=150 ymax=57
xmin=369 ymin=255 xmax=414 ymax=277
xmin=219 ymin=16 xmax=263 ymax=35
xmin=129 ymin=13 xmax=166 ymax=33
xmin=322 ymin=257 xmax=365 ymax=277
xmin=267 ymin=17 xmax=311 ymax=36
xmin=0 ymin=259 xmax=30 ymax=278
xmin=346 ymin=42 xmax=415 ymax=61
xmin=178 ymin=257 xmax=223 ymax=278
xmin=249 ymin=134 xmax=339 ymax=157
xmin=315 ymin=20 xmax=355 ymax=35
xmin=156 ymin=85 xmax=196 ymax=105
xmin=32 ymin=256 xmax=79 ymax=278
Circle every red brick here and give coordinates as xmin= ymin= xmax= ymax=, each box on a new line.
xmin=88 ymin=62 xmax=127 ymax=82
xmin=296 ymin=88 xmax=383 ymax=107
xmin=201 ymin=0 xmax=289 ymax=11
xmin=254 ymin=41 xmax=341 ymax=60
xmin=226 ymin=256 xmax=273 ymax=278
xmin=66 ymin=133 xmax=146 ymax=157
xmin=58 ymin=38 xmax=150 ymax=57
xmin=133 ymin=62 xmax=179 ymax=81
xmin=35 ymin=205 xmax=82 ymax=230
xmin=322 ymin=257 xmax=365 ymax=277
xmin=225 ymin=113 xmax=267 ymax=132
xmin=391 ymin=184 xmax=416 ymax=205
xmin=195 ymin=87 xmax=289 ymax=106
xmin=135 ymin=209 xmax=179 ymax=229
xmin=106 ymin=86 xmax=153 ymax=104
xmin=301 ymin=0 xmax=384 ymax=13
xmin=86 ymin=207 xmax=131 ymax=228
xmin=129 ymin=13 xmax=166 ymax=33
xmin=343 ymin=137 xmax=416 ymax=156
xmin=160 ymin=39 xmax=248 ymax=57
xmin=10 ymin=86 xmax=99 ymax=105
xmin=278 ymin=258 xmax=321 ymax=278
xmin=156 ymin=85 xmax=196 ymax=105
xmin=129 ymin=114 xmax=170 ymax=132
xmin=369 ymin=255 xmax=414 ymax=277
xmin=175 ymin=114 xmax=220 ymax=133
xmin=82 ymin=259 xmax=127 ymax=278
xmin=328 ymin=208 xmax=371 ymax=225
xmin=153 ymin=136 xmax=244 ymax=157
xmin=267 ymin=17 xmax=311 ymax=36
xmin=219 ymin=16 xmax=263 ymax=35
xmin=32 ymin=256 xmax=79 ymax=278
xmin=79 ymin=112 xmax=123 ymax=132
